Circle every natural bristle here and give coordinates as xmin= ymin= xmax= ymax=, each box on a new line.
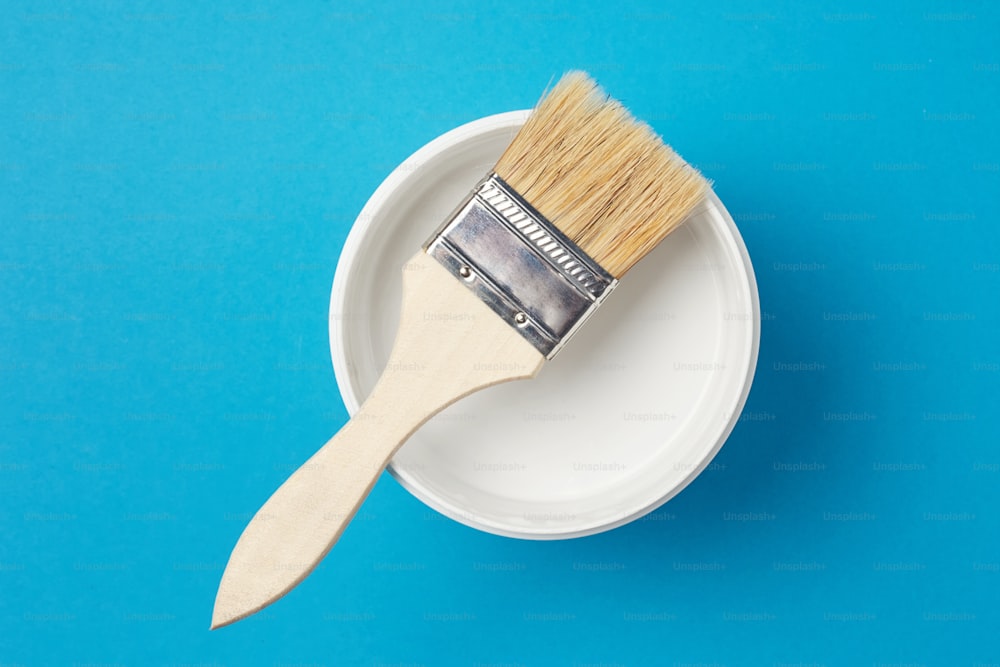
xmin=494 ymin=71 xmax=709 ymax=278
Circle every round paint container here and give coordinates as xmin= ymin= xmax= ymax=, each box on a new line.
xmin=329 ymin=111 xmax=759 ymax=539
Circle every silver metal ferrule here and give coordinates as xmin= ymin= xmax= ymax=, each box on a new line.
xmin=424 ymin=173 xmax=618 ymax=359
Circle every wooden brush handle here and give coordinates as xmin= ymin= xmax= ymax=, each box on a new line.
xmin=213 ymin=251 xmax=544 ymax=627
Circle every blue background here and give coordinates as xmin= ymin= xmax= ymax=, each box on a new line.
xmin=2 ymin=1 xmax=998 ymax=665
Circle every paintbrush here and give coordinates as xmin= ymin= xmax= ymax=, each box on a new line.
xmin=212 ymin=71 xmax=708 ymax=628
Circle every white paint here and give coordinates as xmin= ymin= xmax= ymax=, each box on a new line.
xmin=330 ymin=111 xmax=760 ymax=539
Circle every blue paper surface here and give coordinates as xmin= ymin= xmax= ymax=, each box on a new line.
xmin=1 ymin=1 xmax=998 ymax=664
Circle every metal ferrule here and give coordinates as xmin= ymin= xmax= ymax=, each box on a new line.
xmin=424 ymin=173 xmax=618 ymax=359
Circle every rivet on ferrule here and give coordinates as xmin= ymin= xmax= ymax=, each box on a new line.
xmin=423 ymin=173 xmax=618 ymax=359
